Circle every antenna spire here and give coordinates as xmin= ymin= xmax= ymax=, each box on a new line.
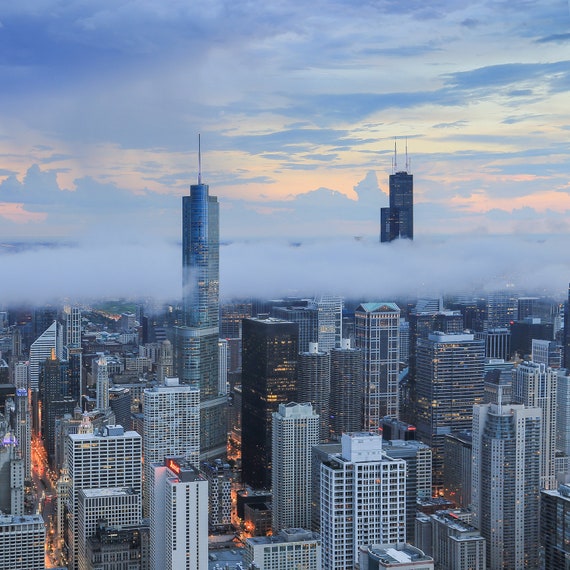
xmin=198 ymin=133 xmax=202 ymax=185
xmin=405 ymin=137 xmax=409 ymax=172
xmin=394 ymin=138 xmax=398 ymax=172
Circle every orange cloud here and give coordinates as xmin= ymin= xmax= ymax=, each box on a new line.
xmin=450 ymin=190 xmax=570 ymax=214
xmin=0 ymin=203 xmax=47 ymax=223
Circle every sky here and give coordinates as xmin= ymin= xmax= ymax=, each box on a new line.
xmin=1 ymin=0 xmax=570 ymax=303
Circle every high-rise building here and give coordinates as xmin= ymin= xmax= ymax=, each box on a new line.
xmin=273 ymin=305 xmax=318 ymax=353
xmin=156 ymin=339 xmax=173 ymax=384
xmin=415 ymin=510 xmax=485 ymax=570
xmin=329 ymin=339 xmax=364 ymax=439
xmin=29 ymin=319 xmax=63 ymax=392
xmin=174 ymin=158 xmax=226 ymax=460
xmin=142 ymin=378 xmax=200 ymax=513
xmin=320 ymin=433 xmax=406 ymax=570
xmin=541 ymin=482 xmax=570 ymax=569
xmin=0 ymin=514 xmax=46 ymax=570
xmin=380 ymin=163 xmax=414 ymax=243
xmin=442 ymin=431 xmax=472 ymax=509
xmin=297 ymin=344 xmax=331 ymax=441
xmin=244 ymin=528 xmax=321 ymax=570
xmin=241 ymin=317 xmax=298 ymax=489
xmin=93 ymin=354 xmax=110 ymax=412
xmin=415 ymin=332 xmax=484 ymax=489
xmin=355 ymin=303 xmax=400 ymax=427
xmin=65 ymin=306 xmax=82 ymax=348
xmin=564 ymin=284 xmax=570 ymax=369
xmin=201 ymin=459 xmax=232 ymax=531
xmin=557 ymin=368 xmax=570 ymax=457
xmin=65 ymin=423 xmax=142 ymax=570
xmin=472 ymin=403 xmax=541 ymax=570
xmin=358 ymin=543 xmax=434 ymax=570
xmin=531 ymin=338 xmax=561 ymax=369
xmin=513 ymin=361 xmax=557 ymax=490
xmin=272 ymin=402 xmax=319 ymax=532
xmin=309 ymin=294 xmax=343 ymax=352
xmin=15 ymin=388 xmax=31 ymax=480
xmin=149 ymin=457 xmax=208 ymax=570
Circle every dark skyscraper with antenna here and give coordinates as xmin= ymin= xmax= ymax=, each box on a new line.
xmin=380 ymin=142 xmax=414 ymax=242
xmin=174 ymin=138 xmax=227 ymax=460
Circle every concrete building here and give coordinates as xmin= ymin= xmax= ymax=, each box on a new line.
xmin=271 ymin=402 xmax=319 ymax=532
xmin=149 ymin=457 xmax=208 ymax=570
xmin=320 ymin=433 xmax=406 ymax=570
xmin=244 ymin=528 xmax=321 ymax=570
xmin=201 ymin=458 xmax=232 ymax=531
xmin=0 ymin=514 xmax=46 ymax=570
xmin=541 ymin=482 xmax=570 ymax=569
xmin=359 ymin=543 xmax=434 ymax=570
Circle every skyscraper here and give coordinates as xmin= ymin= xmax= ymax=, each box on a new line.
xmin=415 ymin=332 xmax=484 ymax=489
xmin=513 ymin=361 xmax=557 ymax=490
xmin=149 ymin=457 xmax=208 ymax=570
xmin=329 ymin=339 xmax=364 ymax=439
xmin=472 ymin=402 xmax=541 ymax=570
xmin=271 ymin=402 xmax=319 ymax=532
xmin=174 ymin=148 xmax=226 ymax=460
xmin=380 ymin=152 xmax=413 ymax=243
xmin=355 ymin=303 xmax=400 ymax=427
xmin=94 ymin=354 xmax=109 ymax=412
xmin=541 ymin=482 xmax=570 ymax=569
xmin=241 ymin=316 xmax=298 ymax=489
xmin=297 ymin=343 xmax=331 ymax=441
xmin=320 ymin=433 xmax=406 ymax=570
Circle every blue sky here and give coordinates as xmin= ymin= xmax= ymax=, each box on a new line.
xmin=1 ymin=1 xmax=569 ymax=302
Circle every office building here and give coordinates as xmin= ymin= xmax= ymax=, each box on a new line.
xmin=273 ymin=304 xmax=318 ymax=353
xmin=108 ymin=386 xmax=131 ymax=431
xmin=174 ymin=160 xmax=226 ymax=460
xmin=485 ymin=290 xmax=518 ymax=330
xmin=416 ymin=332 xmax=484 ymax=489
xmin=380 ymin=162 xmax=414 ymax=242
xmin=15 ymin=388 xmax=31 ymax=480
xmin=65 ymin=306 xmax=82 ymax=348
xmin=531 ymin=338 xmax=561 ymax=368
xmin=564 ymin=284 xmax=570 ymax=368
xmin=244 ymin=528 xmax=321 ymax=570
xmin=320 ymin=433 xmax=406 ymax=570
xmin=13 ymin=361 xmax=28 ymax=390
xmin=241 ymin=317 xmax=298 ymax=489
xmin=355 ymin=303 xmax=400 ymax=427
xmin=472 ymin=403 xmax=541 ymax=570
xmin=475 ymin=328 xmax=511 ymax=360
xmin=66 ymin=423 xmax=142 ymax=570
xmin=149 ymin=457 xmax=208 ymax=570
xmin=541 ymin=482 xmax=570 ymax=569
xmin=513 ymin=361 xmax=557 ymax=490
xmin=219 ymin=300 xmax=252 ymax=339
xmin=0 ymin=429 xmax=24 ymax=516
xmin=309 ymin=294 xmax=343 ymax=352
xmin=442 ymin=431 xmax=472 ymax=508
xmin=77 ymin=487 xmax=142 ymax=570
xmin=415 ymin=510 xmax=485 ymax=570
xmin=143 ymin=378 xmax=200 ymax=513
xmin=29 ymin=319 xmax=64 ymax=391
xmin=0 ymin=514 xmax=45 ymax=570
xmin=297 ymin=344 xmax=331 ymax=441
xmin=359 ymin=543 xmax=434 ymax=570
xmin=272 ymin=402 xmax=319 ymax=532
xmin=329 ymin=339 xmax=364 ymax=439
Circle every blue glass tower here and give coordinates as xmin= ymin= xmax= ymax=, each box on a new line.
xmin=175 ymin=145 xmax=227 ymax=460
xmin=380 ymin=170 xmax=413 ymax=242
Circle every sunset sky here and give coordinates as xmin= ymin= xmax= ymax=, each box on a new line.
xmin=1 ymin=1 xmax=569 ymax=302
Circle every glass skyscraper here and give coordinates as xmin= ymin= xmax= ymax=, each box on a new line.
xmin=174 ymin=167 xmax=227 ymax=460
xmin=380 ymin=170 xmax=413 ymax=242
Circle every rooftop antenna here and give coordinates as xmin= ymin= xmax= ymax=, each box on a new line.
xmin=405 ymin=137 xmax=409 ymax=172
xmin=198 ymin=133 xmax=202 ymax=185
xmin=394 ymin=138 xmax=398 ymax=173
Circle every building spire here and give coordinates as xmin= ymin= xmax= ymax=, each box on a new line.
xmin=198 ymin=133 xmax=202 ymax=185
xmin=394 ymin=137 xmax=398 ymax=173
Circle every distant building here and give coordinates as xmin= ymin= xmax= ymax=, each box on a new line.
xmin=380 ymin=166 xmax=414 ymax=243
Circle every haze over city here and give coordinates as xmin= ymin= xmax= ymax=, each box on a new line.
xmin=1 ymin=0 xmax=570 ymax=302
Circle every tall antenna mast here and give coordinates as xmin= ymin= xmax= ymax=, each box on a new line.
xmin=394 ymin=138 xmax=398 ymax=172
xmin=405 ymin=137 xmax=409 ymax=172
xmin=198 ymin=133 xmax=202 ymax=185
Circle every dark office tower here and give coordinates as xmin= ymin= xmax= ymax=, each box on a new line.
xmin=297 ymin=343 xmax=331 ymax=441
xmin=329 ymin=339 xmax=363 ymax=439
xmin=442 ymin=431 xmax=472 ymax=509
xmin=273 ymin=305 xmax=318 ymax=353
xmin=475 ymin=328 xmax=511 ymax=360
xmin=241 ymin=317 xmax=298 ymax=489
xmin=39 ymin=351 xmax=76 ymax=468
xmin=541 ymin=483 xmax=570 ymax=569
xmin=174 ymin=151 xmax=226 ymax=460
xmin=380 ymin=159 xmax=413 ymax=243
xmin=415 ymin=332 xmax=484 ymax=491
xmin=485 ymin=289 xmax=518 ymax=330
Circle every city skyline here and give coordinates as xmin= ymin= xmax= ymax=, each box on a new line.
xmin=1 ymin=0 xmax=570 ymax=303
